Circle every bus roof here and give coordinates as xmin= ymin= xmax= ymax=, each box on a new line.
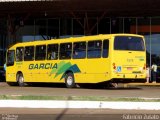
xmin=8 ymin=34 xmax=144 ymax=50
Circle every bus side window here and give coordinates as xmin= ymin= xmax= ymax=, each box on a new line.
xmin=24 ymin=46 xmax=34 ymax=61
xmin=87 ymin=40 xmax=102 ymax=58
xmin=35 ymin=45 xmax=46 ymax=60
xmin=103 ymin=40 xmax=109 ymax=58
xmin=16 ymin=47 xmax=24 ymax=62
xmin=60 ymin=43 xmax=72 ymax=59
xmin=47 ymin=44 xmax=58 ymax=60
xmin=73 ymin=42 xmax=86 ymax=59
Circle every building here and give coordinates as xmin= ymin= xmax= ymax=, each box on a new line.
xmin=0 ymin=0 xmax=160 ymax=67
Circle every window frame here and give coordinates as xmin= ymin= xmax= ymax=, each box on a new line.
xmin=87 ymin=40 xmax=102 ymax=58
xmin=47 ymin=44 xmax=59 ymax=60
xmin=59 ymin=42 xmax=72 ymax=60
xmin=35 ymin=45 xmax=46 ymax=60
xmin=102 ymin=39 xmax=109 ymax=58
xmin=72 ymin=41 xmax=86 ymax=59
xmin=16 ymin=47 xmax=24 ymax=62
xmin=24 ymin=46 xmax=35 ymax=61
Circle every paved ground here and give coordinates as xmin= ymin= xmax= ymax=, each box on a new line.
xmin=0 ymin=82 xmax=160 ymax=98
xmin=0 ymin=82 xmax=160 ymax=120
xmin=0 ymin=108 xmax=160 ymax=120
xmin=1 ymin=108 xmax=159 ymax=114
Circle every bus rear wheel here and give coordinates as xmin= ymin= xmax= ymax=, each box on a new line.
xmin=65 ymin=72 xmax=75 ymax=88
xmin=17 ymin=73 xmax=25 ymax=87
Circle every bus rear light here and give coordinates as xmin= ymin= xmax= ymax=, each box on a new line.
xmin=113 ymin=63 xmax=116 ymax=70
xmin=143 ymin=64 xmax=146 ymax=70
xmin=113 ymin=66 xmax=116 ymax=69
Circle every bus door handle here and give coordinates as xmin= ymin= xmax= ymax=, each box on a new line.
xmin=128 ymin=52 xmax=132 ymax=53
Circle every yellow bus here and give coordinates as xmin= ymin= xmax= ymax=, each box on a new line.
xmin=6 ymin=34 xmax=146 ymax=88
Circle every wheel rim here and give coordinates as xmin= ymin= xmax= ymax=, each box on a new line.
xmin=19 ymin=76 xmax=24 ymax=84
xmin=67 ymin=76 xmax=73 ymax=86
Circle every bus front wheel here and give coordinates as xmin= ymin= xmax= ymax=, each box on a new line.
xmin=17 ymin=73 xmax=25 ymax=87
xmin=65 ymin=72 xmax=75 ymax=88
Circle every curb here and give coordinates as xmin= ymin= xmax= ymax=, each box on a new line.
xmin=0 ymin=100 xmax=160 ymax=110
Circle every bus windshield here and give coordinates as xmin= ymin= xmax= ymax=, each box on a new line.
xmin=114 ymin=36 xmax=145 ymax=51
xmin=7 ymin=50 xmax=15 ymax=66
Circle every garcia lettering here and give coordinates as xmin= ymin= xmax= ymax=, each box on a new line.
xmin=29 ymin=63 xmax=58 ymax=69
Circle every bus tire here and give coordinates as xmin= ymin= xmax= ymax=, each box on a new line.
xmin=65 ymin=72 xmax=75 ymax=88
xmin=17 ymin=73 xmax=25 ymax=87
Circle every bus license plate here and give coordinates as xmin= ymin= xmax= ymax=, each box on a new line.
xmin=127 ymin=67 xmax=132 ymax=70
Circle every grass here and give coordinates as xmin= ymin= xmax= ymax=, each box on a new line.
xmin=0 ymin=95 xmax=160 ymax=102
